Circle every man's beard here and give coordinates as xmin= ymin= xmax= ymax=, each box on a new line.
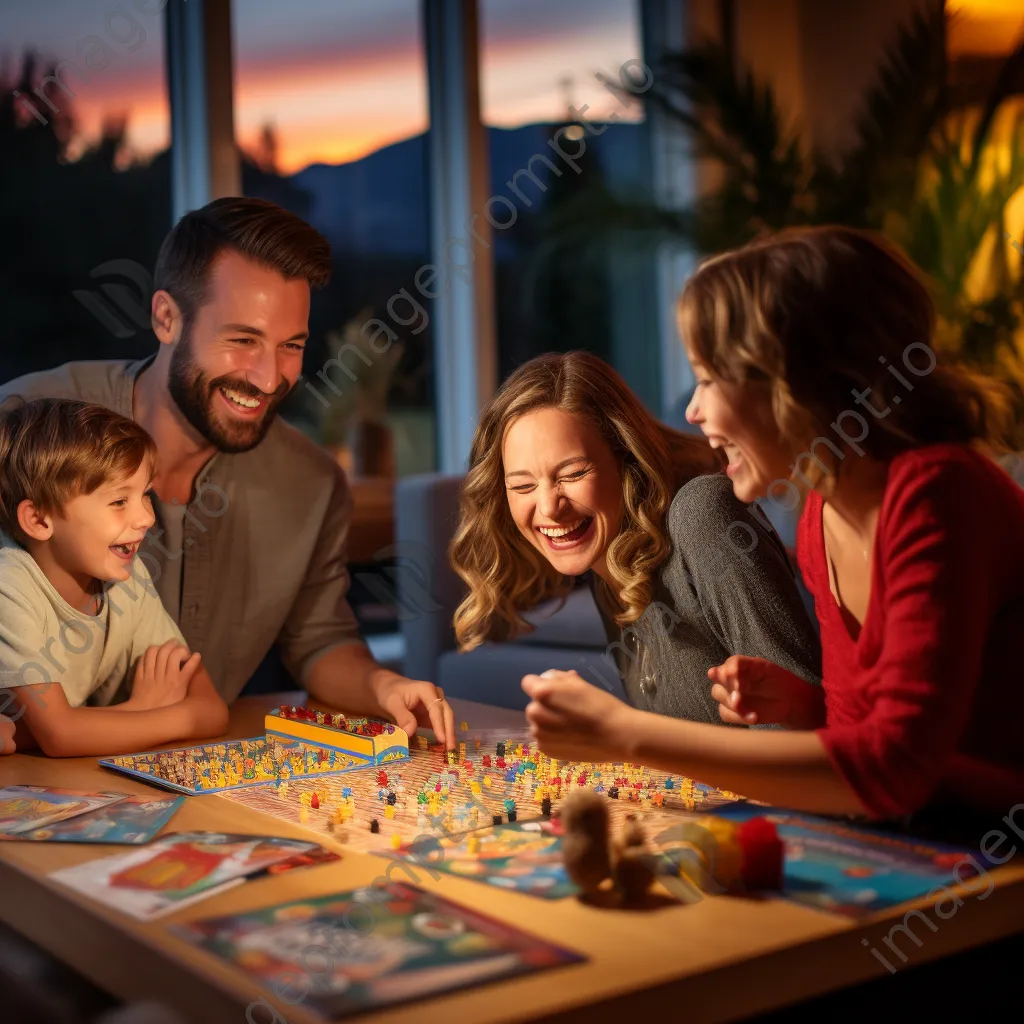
xmin=167 ymin=326 xmax=289 ymax=454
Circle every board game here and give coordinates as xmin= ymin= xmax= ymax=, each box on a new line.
xmin=99 ymin=707 xmax=409 ymax=795
xmin=221 ymin=725 xmax=740 ymax=855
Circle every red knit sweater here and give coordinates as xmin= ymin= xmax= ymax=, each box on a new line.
xmin=798 ymin=444 xmax=1024 ymax=819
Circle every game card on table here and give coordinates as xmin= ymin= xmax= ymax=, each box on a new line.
xmin=173 ymin=881 xmax=585 ymax=1017
xmin=49 ymin=831 xmax=320 ymax=920
xmin=0 ymin=786 xmax=127 ymax=835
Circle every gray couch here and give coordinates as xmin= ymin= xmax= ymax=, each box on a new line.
xmin=394 ymin=473 xmax=622 ymax=710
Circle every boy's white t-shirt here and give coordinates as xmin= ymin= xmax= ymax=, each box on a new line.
xmin=0 ymin=543 xmax=185 ymax=708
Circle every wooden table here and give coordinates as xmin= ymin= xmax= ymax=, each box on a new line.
xmin=1 ymin=694 xmax=1022 ymax=1024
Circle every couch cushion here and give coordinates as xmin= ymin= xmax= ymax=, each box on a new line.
xmin=438 ymin=641 xmax=625 ymax=711
xmin=516 ymin=587 xmax=607 ymax=649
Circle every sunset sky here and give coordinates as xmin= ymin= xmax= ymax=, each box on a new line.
xmin=2 ymin=0 xmax=643 ymax=174
xmin=4 ymin=0 xmax=1019 ymax=175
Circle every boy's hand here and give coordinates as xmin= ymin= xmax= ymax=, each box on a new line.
xmin=0 ymin=715 xmax=15 ymax=755
xmin=708 ymin=655 xmax=825 ymax=729
xmin=130 ymin=640 xmax=202 ymax=710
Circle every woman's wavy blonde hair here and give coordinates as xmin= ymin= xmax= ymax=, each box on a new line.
xmin=450 ymin=351 xmax=723 ymax=652
xmin=678 ymin=225 xmax=1014 ymax=494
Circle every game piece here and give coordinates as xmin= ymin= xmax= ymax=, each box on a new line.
xmin=390 ymin=834 xmax=402 ymax=850
xmin=370 ymin=819 xmax=380 ymax=834
xmin=735 ymin=817 xmax=784 ymax=890
xmin=560 ymin=791 xmax=612 ymax=894
xmin=310 ymin=793 xmax=319 ymax=810
xmin=541 ymin=797 xmax=552 ymax=816
xmin=492 ymin=814 xmax=502 ymax=826
xmin=611 ymin=818 xmax=655 ymax=903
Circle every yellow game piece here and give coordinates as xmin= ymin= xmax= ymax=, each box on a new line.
xmin=460 ymin=721 xmax=468 ymax=732
xmin=384 ymin=805 xmax=395 ymax=819
xmin=467 ymin=836 xmax=481 ymax=855
xmin=391 ymin=834 xmax=403 ymax=850
xmin=299 ymin=807 xmax=309 ymax=823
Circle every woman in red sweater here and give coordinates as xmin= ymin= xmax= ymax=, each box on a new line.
xmin=522 ymin=225 xmax=1024 ymax=829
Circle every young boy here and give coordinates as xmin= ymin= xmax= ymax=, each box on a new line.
xmin=0 ymin=398 xmax=229 ymax=757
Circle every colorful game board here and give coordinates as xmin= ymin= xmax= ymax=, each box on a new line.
xmin=173 ymin=882 xmax=585 ymax=1018
xmin=391 ymin=817 xmax=579 ymax=899
xmin=221 ymin=728 xmax=740 ymax=855
xmin=98 ymin=710 xmax=409 ymax=795
xmin=695 ymin=803 xmax=1003 ymax=918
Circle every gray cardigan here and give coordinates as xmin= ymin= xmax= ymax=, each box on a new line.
xmin=593 ymin=473 xmax=821 ymax=724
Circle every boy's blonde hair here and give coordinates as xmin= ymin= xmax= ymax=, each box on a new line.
xmin=0 ymin=398 xmax=157 ymax=544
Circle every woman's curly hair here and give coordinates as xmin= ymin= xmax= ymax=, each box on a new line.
xmin=450 ymin=351 xmax=723 ymax=652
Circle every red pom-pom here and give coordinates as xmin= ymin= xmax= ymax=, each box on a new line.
xmin=735 ymin=817 xmax=784 ymax=890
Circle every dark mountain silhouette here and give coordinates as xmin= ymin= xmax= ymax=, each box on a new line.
xmin=291 ymin=122 xmax=644 ymax=259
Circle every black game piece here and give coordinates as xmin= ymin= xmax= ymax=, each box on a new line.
xmin=508 ymin=810 xmax=517 ymax=822
xmin=496 ymin=741 xmax=506 ymax=757
xmin=541 ymin=797 xmax=552 ymax=816
xmin=492 ymin=814 xmax=503 ymax=826
xmin=387 ymin=792 xmax=397 ymax=805
xmin=370 ymin=818 xmax=380 ymax=833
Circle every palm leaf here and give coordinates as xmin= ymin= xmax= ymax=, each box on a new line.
xmin=822 ymin=0 xmax=948 ymax=226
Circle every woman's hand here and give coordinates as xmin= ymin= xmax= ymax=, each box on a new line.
xmin=0 ymin=715 xmax=15 ymax=755
xmin=708 ymin=655 xmax=825 ymax=729
xmin=522 ymin=670 xmax=637 ymax=762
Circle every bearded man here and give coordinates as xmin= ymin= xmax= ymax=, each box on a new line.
xmin=0 ymin=197 xmax=455 ymax=746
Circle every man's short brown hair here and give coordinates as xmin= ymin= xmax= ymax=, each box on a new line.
xmin=0 ymin=399 xmax=157 ymax=545
xmin=154 ymin=197 xmax=333 ymax=326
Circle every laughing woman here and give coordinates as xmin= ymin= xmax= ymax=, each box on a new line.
xmin=522 ymin=227 xmax=1024 ymax=830
xmin=449 ymin=351 xmax=821 ymax=725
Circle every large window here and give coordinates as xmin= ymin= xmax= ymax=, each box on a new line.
xmin=232 ymin=0 xmax=435 ymax=477
xmin=0 ymin=0 xmax=171 ymax=382
xmin=478 ymin=0 xmax=660 ymax=409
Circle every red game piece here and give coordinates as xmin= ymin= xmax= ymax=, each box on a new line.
xmin=311 ymin=792 xmax=320 ymax=809
xmin=735 ymin=817 xmax=784 ymax=890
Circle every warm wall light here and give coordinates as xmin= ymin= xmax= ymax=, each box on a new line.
xmin=947 ymin=0 xmax=1024 ymax=56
